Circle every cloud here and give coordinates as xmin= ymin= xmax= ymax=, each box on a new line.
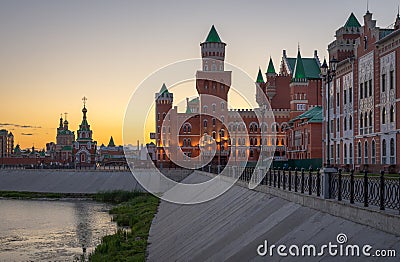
xmin=0 ymin=123 xmax=42 ymax=129
xmin=21 ymin=133 xmax=34 ymax=136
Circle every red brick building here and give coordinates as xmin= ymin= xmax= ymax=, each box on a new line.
xmin=153 ymin=26 xmax=324 ymax=169
xmin=326 ymin=11 xmax=400 ymax=173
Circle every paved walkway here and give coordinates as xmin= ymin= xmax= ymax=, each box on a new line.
xmin=147 ymin=172 xmax=400 ymax=261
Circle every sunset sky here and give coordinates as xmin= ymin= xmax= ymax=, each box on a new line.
xmin=1 ymin=0 xmax=398 ymax=149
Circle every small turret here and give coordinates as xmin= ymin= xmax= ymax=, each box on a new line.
xmin=200 ymin=25 xmax=226 ymax=71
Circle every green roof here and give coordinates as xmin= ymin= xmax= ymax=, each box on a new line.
xmin=185 ymin=106 xmax=192 ymax=114
xmin=266 ymin=57 xmax=276 ymax=74
xmin=61 ymin=145 xmax=72 ymax=151
xmin=159 ymin=83 xmax=169 ymax=95
xmin=290 ymin=106 xmax=322 ymax=123
xmin=108 ymin=136 xmax=115 ymax=147
xmin=286 ymin=57 xmax=321 ymax=79
xmin=189 ymin=97 xmax=199 ymax=103
xmin=344 ymin=13 xmax=361 ymax=28
xmin=256 ymin=68 xmax=264 ymax=83
xmin=292 ymin=50 xmax=306 ymax=80
xmin=204 ymin=25 xmax=222 ymax=43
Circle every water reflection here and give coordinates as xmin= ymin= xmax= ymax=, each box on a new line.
xmin=0 ymin=199 xmax=116 ymax=261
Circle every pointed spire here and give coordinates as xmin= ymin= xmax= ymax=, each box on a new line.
xmin=108 ymin=136 xmax=115 ymax=147
xmin=205 ymin=25 xmax=222 ymax=43
xmin=366 ymin=0 xmax=370 ymax=14
xmin=159 ymin=83 xmax=169 ymax=95
xmin=256 ymin=67 xmax=264 ymax=83
xmin=266 ymin=57 xmax=276 ymax=74
xmin=59 ymin=113 xmax=63 ymax=128
xmin=344 ymin=12 xmax=361 ymax=28
xmin=293 ymin=48 xmax=306 ymax=80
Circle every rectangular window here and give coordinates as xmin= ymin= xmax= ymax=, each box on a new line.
xmin=349 ymin=87 xmax=352 ymax=103
xmin=382 ymin=74 xmax=386 ymax=92
xmin=369 ymin=79 xmax=372 ymax=96
xmin=390 ymin=70 xmax=394 ymax=90
xmin=336 ymin=93 xmax=339 ymax=107
xmin=360 ymin=83 xmax=363 ymax=99
xmin=364 ymin=81 xmax=368 ymax=98
xmin=344 ymin=90 xmax=347 ymax=104
xmin=336 ymin=118 xmax=339 ymax=132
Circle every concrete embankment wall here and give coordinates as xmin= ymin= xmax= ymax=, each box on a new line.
xmin=0 ymin=169 xmax=144 ymax=193
xmin=147 ymin=172 xmax=400 ymax=262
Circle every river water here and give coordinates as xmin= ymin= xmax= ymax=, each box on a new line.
xmin=0 ymin=199 xmax=116 ymax=261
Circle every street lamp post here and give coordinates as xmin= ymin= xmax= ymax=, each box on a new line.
xmin=320 ymin=57 xmax=338 ymax=168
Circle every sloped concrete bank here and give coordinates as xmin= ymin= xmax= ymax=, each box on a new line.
xmin=0 ymin=169 xmax=143 ymax=193
xmin=147 ymin=172 xmax=400 ymax=261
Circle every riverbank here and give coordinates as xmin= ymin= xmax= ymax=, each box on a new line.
xmin=89 ymin=193 xmax=159 ymax=261
xmin=0 ymin=190 xmax=159 ymax=261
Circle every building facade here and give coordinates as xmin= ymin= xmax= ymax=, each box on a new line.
xmin=326 ymin=11 xmax=400 ymax=172
xmin=153 ymin=26 xmax=324 ymax=169
xmin=0 ymin=129 xmax=14 ymax=158
xmin=73 ymin=100 xmax=97 ymax=167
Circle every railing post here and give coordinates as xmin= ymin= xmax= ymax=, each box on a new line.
xmin=316 ymin=168 xmax=321 ymax=197
xmin=380 ymin=170 xmax=385 ymax=210
xmin=338 ymin=169 xmax=342 ymax=201
xmin=269 ymin=169 xmax=272 ymax=186
xmin=308 ymin=167 xmax=312 ymax=195
xmin=288 ymin=167 xmax=292 ymax=191
xmin=350 ymin=169 xmax=355 ymax=204
xmin=294 ymin=167 xmax=298 ymax=192
xmin=301 ymin=168 xmax=305 ymax=194
xmin=283 ymin=168 xmax=286 ymax=190
xmin=273 ymin=168 xmax=276 ymax=187
xmin=363 ymin=170 xmax=369 ymax=207
xmin=398 ymin=171 xmax=400 ymax=215
xmin=277 ymin=167 xmax=281 ymax=188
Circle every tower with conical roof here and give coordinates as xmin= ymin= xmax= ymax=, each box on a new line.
xmin=328 ymin=12 xmax=361 ymax=62
xmin=73 ymin=97 xmax=97 ymax=167
xmin=265 ymin=57 xmax=277 ymax=102
xmin=155 ymin=83 xmax=173 ymax=153
xmin=255 ymin=68 xmax=268 ymax=106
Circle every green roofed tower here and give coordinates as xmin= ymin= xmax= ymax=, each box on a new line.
xmin=344 ymin=13 xmax=361 ymax=28
xmin=266 ymin=57 xmax=276 ymax=75
xmin=256 ymin=68 xmax=264 ymax=83
xmin=292 ymin=49 xmax=307 ymax=81
xmin=205 ymin=25 xmax=222 ymax=43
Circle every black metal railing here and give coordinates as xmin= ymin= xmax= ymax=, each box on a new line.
xmin=212 ymin=166 xmax=400 ymax=213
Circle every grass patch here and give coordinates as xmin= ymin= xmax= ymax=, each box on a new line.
xmin=89 ymin=193 xmax=159 ymax=262
xmin=0 ymin=191 xmax=88 ymax=199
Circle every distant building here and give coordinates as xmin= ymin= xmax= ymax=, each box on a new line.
xmin=0 ymin=129 xmax=14 ymax=158
xmin=98 ymin=136 xmax=126 ymax=166
xmin=73 ymin=98 xmax=97 ymax=167
xmin=55 ymin=114 xmax=75 ymax=164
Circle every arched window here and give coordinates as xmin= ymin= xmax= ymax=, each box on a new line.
xmin=163 ymin=112 xmax=166 ymax=119
xmin=212 ymin=103 xmax=216 ymax=112
xmin=203 ymin=106 xmax=208 ymax=113
xmin=254 ymin=138 xmax=258 ymax=146
xmin=203 ymin=119 xmax=207 ymax=128
xmin=183 ymin=139 xmax=187 ymax=147
xmin=344 ymin=144 xmax=348 ymax=164
xmin=212 ymin=131 xmax=216 ymax=139
xmin=344 ymin=117 xmax=347 ymax=131
xmin=371 ymin=140 xmax=376 ymax=164
xmin=360 ymin=115 xmax=363 ymax=129
xmin=242 ymin=138 xmax=246 ymax=145
xmin=232 ymin=138 xmax=236 ymax=146
xmin=349 ymin=143 xmax=353 ymax=164
xmin=183 ymin=126 xmax=187 ymax=133
xmin=212 ymin=118 xmax=216 ymax=126
xmin=221 ymin=102 xmax=225 ymax=110
xmin=390 ymin=105 xmax=395 ymax=122
xmin=382 ymin=139 xmax=387 ymax=164
xmin=188 ymin=139 xmax=191 ymax=147
xmin=357 ymin=141 xmax=362 ymax=164
xmin=390 ymin=138 xmax=395 ymax=156
xmin=364 ymin=112 xmax=368 ymax=128
xmin=250 ymin=138 xmax=253 ymax=146
xmin=364 ymin=141 xmax=368 ymax=164
xmin=382 ymin=108 xmax=386 ymax=124
xmin=250 ymin=149 xmax=254 ymax=158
